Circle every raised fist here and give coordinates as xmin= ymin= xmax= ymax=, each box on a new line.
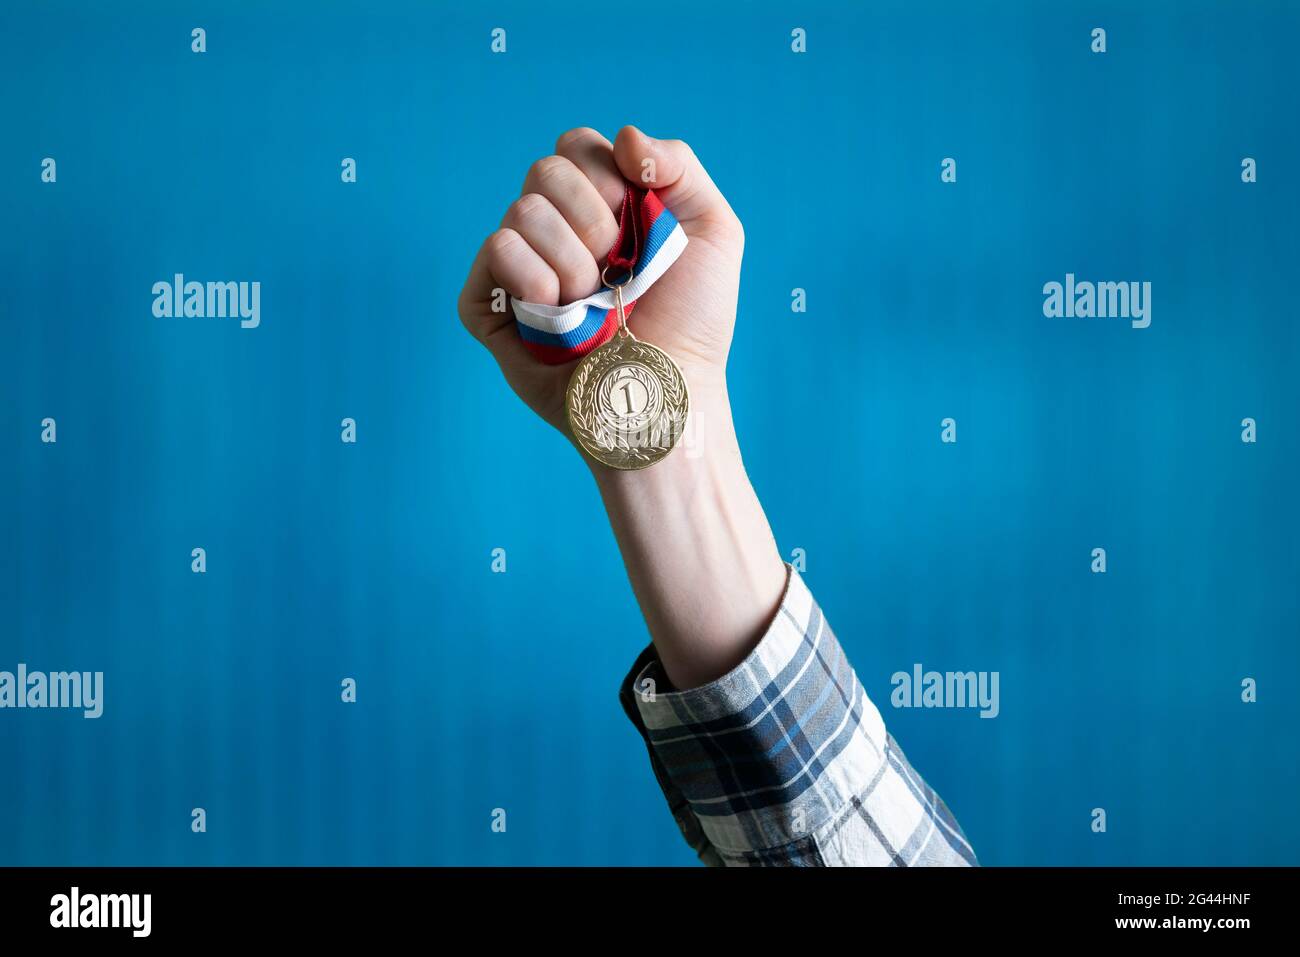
xmin=458 ymin=126 xmax=744 ymax=439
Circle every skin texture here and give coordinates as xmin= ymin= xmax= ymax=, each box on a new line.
xmin=458 ymin=126 xmax=787 ymax=690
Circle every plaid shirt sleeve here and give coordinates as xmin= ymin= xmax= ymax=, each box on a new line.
xmin=618 ymin=565 xmax=978 ymax=867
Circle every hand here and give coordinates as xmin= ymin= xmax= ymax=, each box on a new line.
xmin=458 ymin=126 xmax=745 ymax=438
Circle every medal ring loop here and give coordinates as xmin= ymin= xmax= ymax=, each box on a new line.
xmin=602 ymin=264 xmax=635 ymax=339
xmin=601 ymin=263 xmax=634 ymax=289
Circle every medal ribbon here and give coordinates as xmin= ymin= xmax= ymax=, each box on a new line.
xmin=511 ymin=185 xmax=687 ymax=364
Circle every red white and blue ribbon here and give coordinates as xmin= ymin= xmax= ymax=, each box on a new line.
xmin=512 ymin=186 xmax=687 ymax=364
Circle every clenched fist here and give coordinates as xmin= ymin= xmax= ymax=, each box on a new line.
xmin=458 ymin=126 xmax=744 ymax=441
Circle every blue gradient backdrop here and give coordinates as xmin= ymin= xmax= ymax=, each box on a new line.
xmin=3 ymin=0 xmax=1297 ymax=865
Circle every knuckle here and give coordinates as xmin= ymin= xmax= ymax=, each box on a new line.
xmin=557 ymin=266 xmax=598 ymax=300
xmin=555 ymin=126 xmax=601 ymax=151
xmin=559 ymin=251 xmax=596 ymax=281
xmin=485 ymin=227 xmax=520 ymax=259
xmin=509 ymin=192 xmax=550 ymax=223
xmin=487 ymin=235 xmax=556 ymax=303
xmin=576 ymin=217 xmax=617 ymax=256
xmin=521 ymin=277 xmax=557 ymax=304
xmin=529 ymin=154 xmax=572 ymax=188
xmin=514 ymin=267 xmax=557 ymax=304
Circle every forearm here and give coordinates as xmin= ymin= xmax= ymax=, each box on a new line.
xmin=590 ymin=374 xmax=787 ymax=690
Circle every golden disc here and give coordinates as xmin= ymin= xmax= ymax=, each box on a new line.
xmin=565 ymin=334 xmax=689 ymax=470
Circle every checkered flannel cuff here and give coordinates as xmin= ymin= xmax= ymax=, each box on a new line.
xmin=619 ymin=566 xmax=977 ymax=867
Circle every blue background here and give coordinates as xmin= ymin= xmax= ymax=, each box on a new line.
xmin=3 ymin=0 xmax=1297 ymax=866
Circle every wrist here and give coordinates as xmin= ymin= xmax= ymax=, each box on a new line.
xmin=586 ymin=368 xmax=787 ymax=689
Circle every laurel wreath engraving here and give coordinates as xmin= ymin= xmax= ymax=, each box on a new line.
xmin=596 ymin=363 xmax=660 ymax=433
xmin=567 ymin=337 xmax=689 ymax=469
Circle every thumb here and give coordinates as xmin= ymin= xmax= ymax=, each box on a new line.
xmin=613 ymin=126 xmax=737 ymax=229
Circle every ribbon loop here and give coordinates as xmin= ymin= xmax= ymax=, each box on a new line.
xmin=604 ymin=186 xmax=641 ymax=279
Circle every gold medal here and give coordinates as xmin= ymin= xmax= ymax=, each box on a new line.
xmin=566 ymin=269 xmax=689 ymax=470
